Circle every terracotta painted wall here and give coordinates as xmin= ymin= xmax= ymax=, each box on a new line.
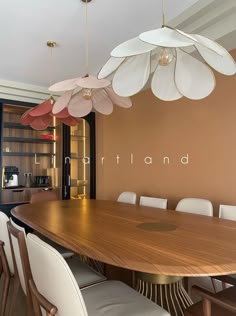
xmin=96 ymin=49 xmax=236 ymax=215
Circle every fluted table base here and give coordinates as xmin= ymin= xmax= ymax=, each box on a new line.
xmin=135 ymin=273 xmax=193 ymax=316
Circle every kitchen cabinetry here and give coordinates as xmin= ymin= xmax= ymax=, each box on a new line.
xmin=2 ymin=104 xmax=56 ymax=177
xmin=0 ymin=99 xmax=96 ymax=206
xmin=1 ymin=187 xmax=60 ymax=204
xmin=0 ymin=101 xmax=61 ymax=204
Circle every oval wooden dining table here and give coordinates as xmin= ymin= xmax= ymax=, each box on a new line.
xmin=11 ymin=198 xmax=236 ymax=316
xmin=11 ymin=199 xmax=236 ymax=276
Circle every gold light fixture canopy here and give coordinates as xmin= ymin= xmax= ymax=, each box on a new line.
xmin=47 ymin=41 xmax=56 ymax=48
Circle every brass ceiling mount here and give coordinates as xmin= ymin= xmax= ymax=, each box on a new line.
xmin=47 ymin=41 xmax=56 ymax=48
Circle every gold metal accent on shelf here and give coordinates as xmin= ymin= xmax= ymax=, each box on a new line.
xmin=46 ymin=41 xmax=56 ymax=48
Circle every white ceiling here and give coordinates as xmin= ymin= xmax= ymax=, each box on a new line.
xmin=0 ymin=0 xmax=235 ymax=89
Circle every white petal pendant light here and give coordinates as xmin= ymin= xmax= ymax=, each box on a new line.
xmin=192 ymin=34 xmax=236 ymax=76
xmin=99 ymin=0 xmax=236 ymax=102
xmin=113 ymin=53 xmax=151 ymax=96
xmin=49 ymin=0 xmax=132 ymax=117
xmin=150 ymin=47 xmax=162 ymax=73
xmin=97 ymin=57 xmax=125 ymax=79
xmin=151 ymin=52 xmax=183 ymax=101
xmin=175 ymin=49 xmax=215 ymax=100
xmin=104 ymin=87 xmax=132 ymax=108
xmin=111 ymin=36 xmax=156 ymax=58
xmin=139 ymin=26 xmax=195 ymax=48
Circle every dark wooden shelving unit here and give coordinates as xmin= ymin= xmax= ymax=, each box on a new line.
xmin=0 ymin=102 xmax=58 ymax=205
xmin=4 ymin=122 xmax=55 ymax=131
xmin=3 ymin=152 xmax=55 ymax=157
xmin=4 ymin=137 xmax=55 ymax=143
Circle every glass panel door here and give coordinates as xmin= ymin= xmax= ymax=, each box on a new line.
xmin=70 ymin=119 xmax=90 ymax=199
xmin=62 ymin=112 xmax=95 ymax=200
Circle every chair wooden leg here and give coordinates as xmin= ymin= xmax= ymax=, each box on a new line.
xmin=202 ymin=298 xmax=211 ymax=316
xmin=0 ymin=259 xmax=3 ymax=276
xmin=0 ymin=242 xmax=11 ymax=316
xmin=31 ymin=293 xmax=42 ymax=316
xmin=0 ymin=273 xmax=10 ymax=316
xmin=8 ymin=275 xmax=20 ymax=316
xmin=26 ymin=292 xmax=34 ymax=316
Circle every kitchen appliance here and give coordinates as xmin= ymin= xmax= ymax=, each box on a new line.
xmin=24 ymin=172 xmax=32 ymax=188
xmin=34 ymin=176 xmax=50 ymax=187
xmin=3 ymin=166 xmax=19 ymax=188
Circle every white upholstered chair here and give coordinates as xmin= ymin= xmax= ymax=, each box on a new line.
xmin=9 ymin=218 xmax=106 ymax=287
xmin=30 ymin=191 xmax=75 ymax=259
xmin=175 ymin=198 xmax=216 ymax=301
xmin=5 ymin=219 xmax=106 ymax=316
xmin=26 ymin=233 xmax=170 ymax=316
xmin=210 ymin=204 xmax=236 ymax=290
xmin=140 ymin=196 xmax=168 ymax=209
xmin=176 ymin=198 xmax=213 ymax=216
xmin=117 ymin=191 xmax=137 ymax=204
xmin=0 ymin=211 xmax=15 ymax=316
xmin=219 ymin=204 xmax=236 ymax=220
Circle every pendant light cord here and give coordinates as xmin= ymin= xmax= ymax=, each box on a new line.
xmin=48 ymin=44 xmax=53 ymax=97
xmin=162 ymin=0 xmax=166 ymax=26
xmin=46 ymin=41 xmax=56 ymax=98
xmin=49 ymin=46 xmax=53 ymax=91
xmin=85 ymin=0 xmax=89 ymax=76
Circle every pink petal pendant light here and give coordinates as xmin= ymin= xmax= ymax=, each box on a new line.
xmin=21 ymin=41 xmax=80 ymax=130
xmin=20 ymin=96 xmax=80 ymax=130
xmin=49 ymin=0 xmax=132 ymax=117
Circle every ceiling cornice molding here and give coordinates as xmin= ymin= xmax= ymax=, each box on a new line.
xmin=170 ymin=0 xmax=236 ymax=49
xmin=0 ymin=80 xmax=60 ymax=104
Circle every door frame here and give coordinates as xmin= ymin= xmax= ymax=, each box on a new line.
xmin=62 ymin=112 xmax=96 ymax=200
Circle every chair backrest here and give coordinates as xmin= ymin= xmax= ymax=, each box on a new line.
xmin=117 ymin=192 xmax=137 ymax=204
xmin=176 ymin=198 xmax=213 ymax=216
xmin=7 ymin=219 xmax=32 ymax=296
xmin=140 ymin=196 xmax=168 ymax=209
xmin=185 ymin=285 xmax=236 ymax=316
xmin=0 ymin=211 xmax=14 ymax=274
xmin=30 ymin=191 xmax=58 ymax=204
xmin=219 ymin=204 xmax=236 ymax=221
xmin=26 ymin=233 xmax=88 ymax=316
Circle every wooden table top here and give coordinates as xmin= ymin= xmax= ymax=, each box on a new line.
xmin=11 ymin=199 xmax=236 ymax=277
